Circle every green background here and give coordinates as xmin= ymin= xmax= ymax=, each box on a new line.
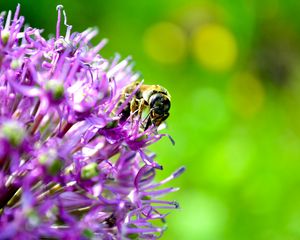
xmin=3 ymin=0 xmax=300 ymax=239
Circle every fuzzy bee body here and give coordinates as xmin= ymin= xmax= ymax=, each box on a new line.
xmin=117 ymin=81 xmax=171 ymax=130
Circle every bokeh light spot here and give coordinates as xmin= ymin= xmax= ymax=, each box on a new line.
xmin=143 ymin=22 xmax=187 ymax=64
xmin=192 ymin=23 xmax=238 ymax=71
xmin=228 ymin=72 xmax=265 ymax=119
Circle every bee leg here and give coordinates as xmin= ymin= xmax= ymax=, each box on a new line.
xmin=144 ymin=115 xmax=152 ymax=130
xmin=129 ymin=98 xmax=140 ymax=129
xmin=130 ymin=98 xmax=139 ymax=114
xmin=128 ymin=98 xmax=145 ymax=132
xmin=137 ymin=99 xmax=145 ymax=120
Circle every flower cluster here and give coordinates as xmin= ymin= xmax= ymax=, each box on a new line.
xmin=0 ymin=5 xmax=184 ymax=239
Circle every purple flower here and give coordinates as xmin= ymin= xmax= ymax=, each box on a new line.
xmin=0 ymin=4 xmax=184 ymax=239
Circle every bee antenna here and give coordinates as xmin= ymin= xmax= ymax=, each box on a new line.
xmin=167 ymin=134 xmax=175 ymax=145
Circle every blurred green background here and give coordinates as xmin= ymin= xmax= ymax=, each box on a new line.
xmin=3 ymin=0 xmax=300 ymax=239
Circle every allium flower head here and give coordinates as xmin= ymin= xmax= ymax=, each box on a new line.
xmin=0 ymin=5 xmax=184 ymax=239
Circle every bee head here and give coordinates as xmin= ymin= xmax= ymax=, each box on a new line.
xmin=149 ymin=93 xmax=171 ymax=116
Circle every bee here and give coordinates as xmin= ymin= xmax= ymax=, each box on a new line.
xmin=117 ymin=81 xmax=171 ymax=130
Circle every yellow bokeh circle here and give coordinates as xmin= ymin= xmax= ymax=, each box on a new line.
xmin=228 ymin=72 xmax=265 ymax=118
xmin=192 ymin=23 xmax=238 ymax=71
xmin=143 ymin=22 xmax=187 ymax=64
